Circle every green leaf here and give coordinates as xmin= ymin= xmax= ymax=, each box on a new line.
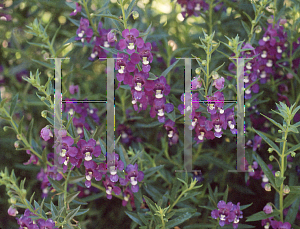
xmin=68 ymin=175 xmax=85 ymax=184
xmin=75 ymin=208 xmax=89 ymax=216
xmin=66 ymin=191 xmax=81 ymax=204
xmin=143 ymin=195 xmax=157 ymax=214
xmin=147 ymin=72 xmax=158 ymax=80
xmin=253 ymin=128 xmax=280 ymax=153
xmin=165 ymin=212 xmax=195 ymax=228
xmin=18 ymin=115 xmax=24 ymax=134
xmin=246 ymin=210 xmax=280 ymax=222
xmin=289 ymin=125 xmax=299 ymax=133
xmin=275 ymin=176 xmax=285 ymax=188
xmin=140 ymin=23 xmax=152 ymax=41
xmin=199 ymin=205 xmax=215 ymax=211
xmin=50 ymin=201 xmax=58 ymax=219
xmin=283 ymin=194 xmax=299 ymax=208
xmin=183 ymin=224 xmax=216 ymax=228
xmin=223 ymin=185 xmax=229 ymax=202
xmin=0 ymin=114 xmax=11 ymax=121
xmin=288 ymin=143 xmax=300 ymax=153
xmin=65 ymin=206 xmax=81 ymax=222
xmin=47 ymin=176 xmax=64 ymax=192
xmin=261 ymin=114 xmax=284 ymax=130
xmin=83 ymin=126 xmax=91 ymax=142
xmin=143 ymin=165 xmax=164 ymax=180
xmin=26 ymin=41 xmax=49 ymax=49
xmin=285 ymin=196 xmax=300 ymax=224
xmin=32 ymin=59 xmax=54 ymax=69
xmin=0 ymin=97 xmax=8 ymax=108
xmin=125 ymin=211 xmax=144 ymax=226
xmin=240 ymin=203 xmax=253 ymax=211
xmin=41 ymin=147 xmax=47 ymax=165
xmin=26 ymin=118 xmax=34 ymax=143
xmin=95 ymin=14 xmax=123 ymax=23
xmin=160 ymin=59 xmax=180 ymax=78
xmin=10 ymin=93 xmax=19 ymax=116
xmin=125 ymin=0 xmax=137 ymax=19
xmin=241 ymin=21 xmax=250 ymax=35
xmin=207 ymin=183 xmax=217 ymax=207
xmin=253 ymin=153 xmax=275 ymax=188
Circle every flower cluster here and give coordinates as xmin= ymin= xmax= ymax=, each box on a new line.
xmin=262 ymin=217 xmax=292 ymax=229
xmin=15 ymin=209 xmax=58 ymax=229
xmin=211 ymin=200 xmax=243 ymax=229
xmin=0 ymin=2 xmax=12 ymax=21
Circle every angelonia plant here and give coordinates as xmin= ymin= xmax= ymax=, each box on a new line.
xmin=0 ymin=0 xmax=300 ymax=228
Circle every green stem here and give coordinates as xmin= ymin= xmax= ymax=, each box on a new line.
xmin=279 ymin=124 xmax=289 ymax=222
xmin=64 ymin=171 xmax=71 ymax=209
xmin=2 ymin=108 xmax=53 ymax=167
xmin=120 ymin=0 xmax=127 ymax=29
xmin=273 ymin=0 xmax=277 ymax=28
xmin=160 ymin=214 xmax=166 ymax=229
xmin=208 ymin=0 xmax=213 ymax=35
xmin=82 ymin=0 xmax=99 ymax=36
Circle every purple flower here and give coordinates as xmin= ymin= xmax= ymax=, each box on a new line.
xmin=271 ymin=220 xmax=291 ymax=229
xmin=194 ymin=116 xmax=215 ymax=143
xmin=252 ymin=135 xmax=262 ymax=151
xmin=122 ymin=186 xmax=135 ymax=208
xmin=191 ymin=76 xmax=202 ymax=90
xmin=76 ymin=18 xmax=93 ymax=44
xmin=8 ymin=206 xmax=18 ymax=216
xmin=119 ymin=28 xmax=144 ymax=54
xmin=107 ymin=152 xmax=124 ymax=182
xmin=37 ymin=218 xmax=59 ymax=229
xmin=206 ymin=91 xmax=224 ymax=115
xmin=206 ymin=112 xmax=227 ymax=138
xmin=137 ymin=42 xmax=153 ymax=73
xmin=213 ymin=76 xmax=225 ymax=90
xmin=164 ymin=119 xmax=179 ymax=146
xmin=120 ymin=163 xmax=144 ymax=193
xmin=77 ymin=138 xmax=101 ymax=167
xmin=107 ymin=30 xmax=117 ymax=42
xmin=40 ymin=126 xmax=53 ymax=141
xmin=57 ymin=136 xmax=79 ymax=173
xmin=263 ymin=204 xmax=273 ymax=214
xmin=103 ymin=174 xmax=121 ymax=199
xmin=69 ymin=84 xmax=79 ymax=94
xmin=24 ymin=150 xmax=39 ymax=165
xmin=70 ymin=2 xmax=82 ymax=16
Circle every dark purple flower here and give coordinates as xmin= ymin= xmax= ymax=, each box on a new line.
xmin=24 ymin=150 xmax=39 ymax=165
xmin=120 ymin=163 xmax=144 ymax=193
xmin=205 ymin=112 xmax=227 ymax=138
xmin=271 ymin=220 xmax=291 ymax=229
xmin=77 ymin=138 xmax=101 ymax=167
xmin=213 ymin=76 xmax=225 ymax=90
xmin=164 ymin=119 xmax=179 ymax=146
xmin=70 ymin=2 xmax=82 ymax=16
xmin=57 ymin=136 xmax=79 ymax=173
xmin=191 ymin=76 xmax=202 ymax=90
xmin=107 ymin=30 xmax=117 ymax=42
xmin=119 ymin=28 xmax=144 ymax=54
xmin=103 ymin=174 xmax=121 ymax=199
xmin=137 ymin=42 xmax=153 ymax=73
xmin=206 ymin=91 xmax=224 ymax=115
xmin=37 ymin=218 xmax=59 ymax=229
xmin=107 ymin=152 xmax=124 ymax=182
xmin=76 ymin=18 xmax=93 ymax=44
xmin=122 ymin=186 xmax=135 ymax=209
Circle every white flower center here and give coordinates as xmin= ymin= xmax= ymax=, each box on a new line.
xmin=73 ymin=9 xmax=77 ymax=13
xmin=155 ymin=90 xmax=163 ymax=98
xmin=277 ymin=46 xmax=282 ymax=53
xmin=132 ymin=99 xmax=137 ymax=105
xmin=219 ymin=108 xmax=224 ymax=114
xmin=121 ymin=132 xmax=128 ymax=139
xmin=246 ymin=62 xmax=252 ymax=70
xmin=110 ymin=166 xmax=117 ymax=175
xmin=81 ymin=38 xmax=85 ymax=43
xmin=263 ymin=36 xmax=270 ymax=42
xmin=78 ymin=30 xmax=84 ymax=38
xmin=84 ymin=189 xmax=90 ymax=195
xmin=215 ymin=125 xmax=222 ymax=132
xmin=43 ymin=188 xmax=48 ymax=194
xmin=284 ymin=43 xmax=288 ymax=47
xmin=86 ymin=171 xmax=93 ymax=181
xmin=143 ymin=57 xmax=149 ymax=65
xmin=130 ymin=176 xmax=137 ymax=185
xmin=104 ymin=41 xmax=110 ymax=48
xmin=266 ymin=60 xmax=273 ymax=67
xmin=182 ymin=5 xmax=186 ymax=12
xmin=118 ymin=66 xmax=125 ymax=74
xmin=135 ymin=82 xmax=142 ymax=91
xmin=168 ymin=130 xmax=173 ymax=138
xmin=106 ymin=186 xmax=112 ymax=195
xmin=260 ymin=71 xmax=266 ymax=78
xmin=158 ymin=109 xmax=164 ymax=116
xmin=209 ymin=103 xmax=214 ymax=110
xmin=89 ymin=109 xmax=94 ymax=114
xmin=195 ymin=3 xmax=201 ymax=11
xmin=64 ymin=157 xmax=69 ymax=165
xmin=60 ymin=149 xmax=67 ymax=157
xmin=198 ymin=132 xmax=204 ymax=140
xmin=77 ymin=127 xmax=83 ymax=134
xmin=245 ymin=88 xmax=251 ymax=94
xmin=69 ymin=109 xmax=74 ymax=116
xmin=262 ymin=174 xmax=269 ymax=183
xmin=234 ymin=217 xmax=239 ymax=223
xmin=261 ymin=51 xmax=267 ymax=58
xmin=244 ymin=76 xmax=249 ymax=83
xmin=124 ymin=195 xmax=129 ymax=202
xmin=85 ymin=152 xmax=92 ymax=161
xmin=220 ymin=214 xmax=226 ymax=221
xmin=128 ymin=43 xmax=135 ymax=50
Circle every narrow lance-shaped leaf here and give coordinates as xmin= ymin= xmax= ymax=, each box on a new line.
xmin=10 ymin=93 xmax=19 ymax=116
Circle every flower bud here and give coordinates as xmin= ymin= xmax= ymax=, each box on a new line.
xmin=201 ymin=60 xmax=206 ymax=66
xmin=14 ymin=141 xmax=19 ymax=149
xmin=41 ymin=110 xmax=47 ymax=118
xmin=40 ymin=96 xmax=46 ymax=101
xmin=275 ymin=171 xmax=280 ymax=177
xmin=268 ymin=148 xmax=273 ymax=153
xmin=246 ymin=102 xmax=251 ymax=107
xmin=132 ymin=11 xmax=139 ymax=20
xmin=283 ymin=185 xmax=290 ymax=194
xmin=9 ymin=197 xmax=17 ymax=204
xmin=269 ymin=155 xmax=274 ymax=161
xmin=3 ymin=126 xmax=9 ymax=131
xmin=263 ymin=204 xmax=273 ymax=214
xmin=286 ymin=73 xmax=293 ymax=79
xmin=21 ymin=189 xmax=27 ymax=197
xmin=195 ymin=67 xmax=201 ymax=75
xmin=265 ymin=183 xmax=271 ymax=191
xmin=255 ymin=25 xmax=262 ymax=33
xmin=16 ymin=134 xmax=21 ymax=140
xmin=291 ymin=151 xmax=296 ymax=157
xmin=278 ymin=130 xmax=282 ymax=133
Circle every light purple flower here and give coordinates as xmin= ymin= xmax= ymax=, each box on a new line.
xmin=40 ymin=126 xmax=53 ymax=141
